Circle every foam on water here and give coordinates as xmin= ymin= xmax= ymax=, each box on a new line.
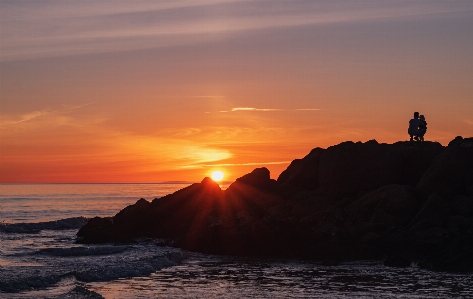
xmin=0 ymin=222 xmax=184 ymax=294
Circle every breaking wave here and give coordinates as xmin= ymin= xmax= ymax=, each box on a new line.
xmin=0 ymin=247 xmax=184 ymax=293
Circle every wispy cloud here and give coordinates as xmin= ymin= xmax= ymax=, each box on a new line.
xmin=2 ymin=0 xmax=471 ymax=61
xmin=0 ymin=104 xmax=94 ymax=129
xmin=203 ymin=161 xmax=291 ymax=167
xmin=181 ymin=160 xmax=290 ymax=169
xmin=229 ymin=107 xmax=281 ymax=112
xmin=465 ymin=120 xmax=473 ymax=126
xmin=216 ymin=107 xmax=320 ymax=113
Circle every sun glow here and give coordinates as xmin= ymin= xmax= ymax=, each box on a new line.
xmin=210 ymin=170 xmax=224 ymax=182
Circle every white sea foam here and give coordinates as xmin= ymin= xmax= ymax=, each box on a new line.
xmin=73 ymin=251 xmax=184 ymax=283
xmin=0 ymin=245 xmax=184 ymax=293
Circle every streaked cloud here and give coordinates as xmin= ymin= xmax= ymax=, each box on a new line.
xmin=203 ymin=161 xmax=291 ymax=167
xmin=2 ymin=0 xmax=472 ymax=61
xmin=217 ymin=107 xmax=320 ymax=113
xmin=230 ymin=107 xmax=281 ymax=112
xmin=0 ymin=104 xmax=94 ymax=129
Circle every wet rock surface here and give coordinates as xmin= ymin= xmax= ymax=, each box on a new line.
xmin=77 ymin=136 xmax=473 ymax=272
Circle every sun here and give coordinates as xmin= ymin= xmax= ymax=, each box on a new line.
xmin=210 ymin=170 xmax=224 ymax=182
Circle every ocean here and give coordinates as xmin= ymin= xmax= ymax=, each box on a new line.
xmin=0 ymin=183 xmax=471 ymax=298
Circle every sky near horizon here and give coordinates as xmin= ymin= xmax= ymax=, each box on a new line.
xmin=1 ymin=0 xmax=473 ymax=183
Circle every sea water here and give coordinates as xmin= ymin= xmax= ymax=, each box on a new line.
xmin=0 ymin=184 xmax=472 ymax=298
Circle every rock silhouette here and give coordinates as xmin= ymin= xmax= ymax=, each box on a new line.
xmin=77 ymin=136 xmax=473 ymax=272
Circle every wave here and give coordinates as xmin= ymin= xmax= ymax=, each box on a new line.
xmin=0 ymin=274 xmax=65 ymax=294
xmin=0 ymin=217 xmax=88 ymax=234
xmin=37 ymin=245 xmax=129 ymax=257
xmin=0 ymin=249 xmax=184 ymax=293
xmin=73 ymin=251 xmax=185 ymax=282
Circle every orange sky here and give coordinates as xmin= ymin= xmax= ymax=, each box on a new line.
xmin=1 ymin=1 xmax=473 ymax=183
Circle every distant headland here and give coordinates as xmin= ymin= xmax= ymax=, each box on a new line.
xmin=77 ymin=136 xmax=473 ymax=273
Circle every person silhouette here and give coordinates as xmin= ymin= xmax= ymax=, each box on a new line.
xmin=418 ymin=115 xmax=427 ymax=141
xmin=408 ymin=112 xmax=421 ymax=141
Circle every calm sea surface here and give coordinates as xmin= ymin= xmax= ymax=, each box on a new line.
xmin=0 ymin=184 xmax=472 ymax=298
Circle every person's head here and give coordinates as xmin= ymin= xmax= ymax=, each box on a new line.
xmin=420 ymin=115 xmax=425 ymax=121
xmin=414 ymin=112 xmax=419 ymax=119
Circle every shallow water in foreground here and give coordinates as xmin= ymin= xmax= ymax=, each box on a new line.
xmin=1 ymin=184 xmax=472 ymax=298
xmin=89 ymin=256 xmax=473 ymax=299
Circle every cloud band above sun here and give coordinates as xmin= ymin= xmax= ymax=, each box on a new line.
xmin=216 ymin=108 xmax=321 ymax=113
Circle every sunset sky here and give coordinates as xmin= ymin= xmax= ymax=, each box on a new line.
xmin=1 ymin=0 xmax=472 ymax=183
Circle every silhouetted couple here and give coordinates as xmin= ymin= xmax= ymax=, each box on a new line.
xmin=408 ymin=112 xmax=427 ymax=141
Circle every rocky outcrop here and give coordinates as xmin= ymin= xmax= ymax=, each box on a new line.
xmin=77 ymin=217 xmax=131 ymax=244
xmin=77 ymin=136 xmax=473 ymax=272
xmin=316 ymin=140 xmax=443 ymax=199
xmin=277 ymin=148 xmax=325 ymax=191
xmin=416 ymin=144 xmax=473 ymax=199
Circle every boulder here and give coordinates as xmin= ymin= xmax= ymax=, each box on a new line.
xmin=411 ymin=193 xmax=451 ymax=226
xmin=290 ymin=195 xmax=334 ymax=219
xmin=447 ymin=215 xmax=473 ymax=233
xmin=76 ymin=217 xmax=131 ymax=243
xmin=447 ymin=136 xmax=473 ymax=147
xmin=113 ymin=198 xmax=151 ymax=233
xmin=390 ymin=141 xmax=445 ymax=187
xmin=452 ymin=196 xmax=473 ymax=217
xmin=277 ymin=148 xmax=325 ymax=191
xmin=384 ymin=256 xmax=411 ymax=268
xmin=417 ymin=140 xmax=473 ymax=199
xmin=227 ymin=167 xmax=277 ymax=193
xmin=345 ymin=185 xmax=420 ymax=226
xmin=419 ymin=244 xmax=473 ymax=273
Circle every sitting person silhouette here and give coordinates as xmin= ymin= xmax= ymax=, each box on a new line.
xmin=408 ymin=112 xmax=421 ymax=141
xmin=418 ymin=115 xmax=427 ymax=141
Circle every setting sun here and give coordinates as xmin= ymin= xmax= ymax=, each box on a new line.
xmin=210 ymin=170 xmax=224 ymax=182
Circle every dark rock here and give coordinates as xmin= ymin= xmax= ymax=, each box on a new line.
xmin=408 ymin=226 xmax=451 ymax=258
xmin=345 ymin=185 xmax=420 ymax=226
xmin=447 ymin=215 xmax=473 ymax=233
xmin=277 ymin=148 xmax=325 ymax=191
xmin=391 ymin=141 xmax=445 ymax=187
xmin=77 ymin=217 xmax=112 ymax=235
xmin=290 ymin=195 xmax=334 ymax=219
xmin=384 ymin=256 xmax=411 ymax=268
xmin=322 ymin=259 xmax=341 ymax=266
xmin=447 ymin=136 xmax=473 ymax=147
xmin=317 ymin=140 xmax=443 ymax=199
xmin=76 ymin=217 xmax=132 ymax=243
xmin=356 ymin=232 xmax=382 ymax=257
xmin=411 ymin=193 xmax=451 ymax=227
xmin=419 ymin=245 xmax=473 ymax=273
xmin=452 ymin=196 xmax=473 ymax=217
xmin=227 ymin=167 xmax=277 ymax=193
xmin=417 ymin=141 xmax=473 ymax=199
xmin=114 ymin=198 xmax=151 ymax=233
